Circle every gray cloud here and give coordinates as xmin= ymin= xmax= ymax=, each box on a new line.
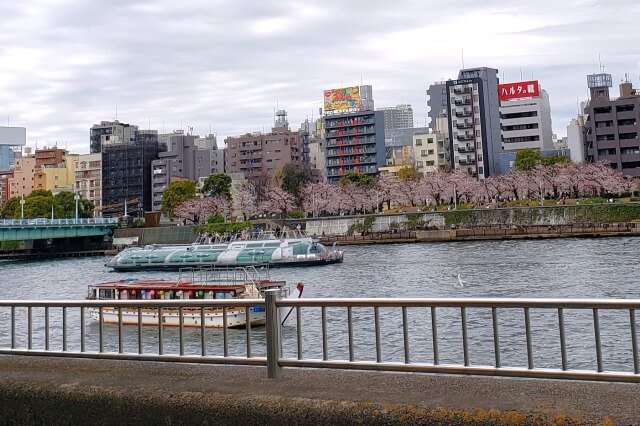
xmin=0 ymin=0 xmax=639 ymax=152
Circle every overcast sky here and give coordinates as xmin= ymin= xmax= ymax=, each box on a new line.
xmin=1 ymin=0 xmax=639 ymax=154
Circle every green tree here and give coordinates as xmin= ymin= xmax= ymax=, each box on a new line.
xmin=397 ymin=166 xmax=422 ymax=181
xmin=274 ymin=164 xmax=315 ymax=204
xmin=28 ymin=189 xmax=53 ymax=198
xmin=339 ymin=172 xmax=375 ymax=188
xmin=23 ymin=196 xmax=54 ymax=218
xmin=514 ymin=149 xmax=542 ymax=171
xmin=542 ymin=155 xmax=571 ymax=167
xmin=161 ymin=180 xmax=196 ymax=219
xmin=0 ymin=197 xmax=21 ymax=219
xmin=201 ymin=173 xmax=232 ymax=200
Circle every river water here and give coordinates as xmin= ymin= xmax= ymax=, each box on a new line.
xmin=1 ymin=237 xmax=640 ymax=372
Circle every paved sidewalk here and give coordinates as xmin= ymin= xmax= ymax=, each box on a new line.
xmin=0 ymin=356 xmax=637 ymax=424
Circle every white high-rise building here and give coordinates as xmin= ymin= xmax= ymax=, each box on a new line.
xmin=566 ymin=116 xmax=586 ymax=163
xmin=500 ymin=89 xmax=554 ymax=151
xmin=378 ymin=104 xmax=414 ymax=129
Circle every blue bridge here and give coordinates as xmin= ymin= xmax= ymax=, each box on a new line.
xmin=0 ymin=218 xmax=118 ymax=242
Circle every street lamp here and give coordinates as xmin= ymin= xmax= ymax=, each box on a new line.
xmin=20 ymin=195 xmax=25 ymax=220
xmin=74 ymin=192 xmax=80 ymax=221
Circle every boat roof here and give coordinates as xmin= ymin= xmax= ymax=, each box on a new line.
xmin=90 ymin=279 xmax=286 ymax=291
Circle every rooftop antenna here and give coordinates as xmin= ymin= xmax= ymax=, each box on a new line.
xmin=148 ymin=117 xmax=151 ymax=130
xmin=461 ymin=48 xmax=465 ymax=69
xmin=599 ymin=54 xmax=605 ymax=73
xmin=115 ymin=106 xmax=118 ymax=121
xmin=519 ymin=67 xmax=523 ymax=81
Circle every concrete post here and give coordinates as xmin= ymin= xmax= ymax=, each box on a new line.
xmin=265 ymin=289 xmax=282 ymax=379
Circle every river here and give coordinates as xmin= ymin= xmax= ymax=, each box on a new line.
xmin=1 ymin=237 xmax=639 ymax=372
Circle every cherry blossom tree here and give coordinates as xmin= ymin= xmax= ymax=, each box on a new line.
xmin=422 ymin=170 xmax=450 ymax=206
xmin=235 ymin=185 xmax=257 ymax=220
xmin=174 ymin=196 xmax=231 ymax=224
xmin=301 ymin=183 xmax=335 ymax=217
xmin=259 ymin=185 xmax=296 ymax=216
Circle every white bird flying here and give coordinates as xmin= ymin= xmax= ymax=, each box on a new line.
xmin=457 ymin=273 xmax=467 ymax=288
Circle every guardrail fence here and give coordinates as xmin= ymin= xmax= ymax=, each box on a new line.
xmin=0 ymin=218 xmax=119 ymax=227
xmin=1 ymin=293 xmax=640 ymax=382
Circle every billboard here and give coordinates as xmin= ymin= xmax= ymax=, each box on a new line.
xmin=0 ymin=127 xmax=26 ymax=146
xmin=323 ymin=86 xmax=361 ymax=113
xmin=498 ymin=80 xmax=540 ymax=101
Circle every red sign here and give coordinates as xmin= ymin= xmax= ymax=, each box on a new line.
xmin=498 ymin=80 xmax=540 ymax=101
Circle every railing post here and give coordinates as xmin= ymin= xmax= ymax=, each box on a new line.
xmin=265 ymin=289 xmax=282 ymax=378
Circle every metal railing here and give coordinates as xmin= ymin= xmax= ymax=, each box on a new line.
xmin=2 ymin=294 xmax=640 ymax=382
xmin=0 ymin=218 xmax=119 ymax=227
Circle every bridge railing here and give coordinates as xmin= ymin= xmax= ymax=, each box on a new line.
xmin=2 ymin=294 xmax=640 ymax=382
xmin=0 ymin=218 xmax=119 ymax=227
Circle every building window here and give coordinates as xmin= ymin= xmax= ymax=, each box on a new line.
xmin=415 ymin=139 xmax=422 ymax=146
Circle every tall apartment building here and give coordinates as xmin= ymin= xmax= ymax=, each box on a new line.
xmin=584 ymin=74 xmax=640 ymax=176
xmin=324 ymin=110 xmax=386 ymax=183
xmin=74 ymin=153 xmax=102 ymax=216
xmin=8 ymin=155 xmax=36 ymax=198
xmin=500 ymin=85 xmax=554 ymax=151
xmin=322 ymin=86 xmax=385 ymax=183
xmin=90 ymin=120 xmax=138 ymax=154
xmin=151 ymin=133 xmax=214 ymax=211
xmin=445 ymin=67 xmax=502 ymax=179
xmin=0 ymin=126 xmax=26 ymax=172
xmin=378 ymin=104 xmax=414 ymax=129
xmin=224 ymin=110 xmax=302 ymax=179
xmin=101 ymin=130 xmax=161 ymax=217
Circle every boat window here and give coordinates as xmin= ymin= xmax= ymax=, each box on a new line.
xmin=98 ymin=289 xmax=115 ymax=299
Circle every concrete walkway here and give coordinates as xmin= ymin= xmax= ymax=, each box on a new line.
xmin=0 ymin=356 xmax=637 ymax=425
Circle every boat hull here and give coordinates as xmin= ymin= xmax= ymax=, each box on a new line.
xmin=107 ymin=256 xmax=343 ymax=272
xmin=88 ymin=306 xmax=266 ymax=328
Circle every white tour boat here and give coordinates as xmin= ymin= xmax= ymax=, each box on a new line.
xmin=86 ymin=266 xmax=303 ymax=328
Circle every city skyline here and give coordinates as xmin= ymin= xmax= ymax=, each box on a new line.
xmin=1 ymin=0 xmax=639 ymax=154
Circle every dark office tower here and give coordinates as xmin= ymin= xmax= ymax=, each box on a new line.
xmin=90 ymin=120 xmax=137 ymax=154
xmin=584 ymin=73 xmax=640 ymax=176
xmin=101 ymin=129 xmax=160 ymax=217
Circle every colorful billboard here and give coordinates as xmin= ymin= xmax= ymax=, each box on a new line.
xmin=323 ymin=86 xmax=361 ymax=113
xmin=498 ymin=80 xmax=540 ymax=101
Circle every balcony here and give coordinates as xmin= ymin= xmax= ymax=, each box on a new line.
xmin=456 ymin=121 xmax=473 ymax=129
xmin=325 ymin=118 xmax=375 ymax=129
xmin=455 ymin=109 xmax=472 ymax=118
xmin=458 ymin=145 xmax=474 ymax=153
xmin=457 ymin=134 xmax=474 ymax=142
xmin=454 ymin=98 xmax=472 ymax=106
xmin=453 ymin=86 xmax=473 ymax=95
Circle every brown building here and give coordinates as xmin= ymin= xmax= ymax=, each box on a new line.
xmin=585 ymin=74 xmax=640 ymax=177
xmin=0 ymin=170 xmax=13 ymax=203
xmin=224 ymin=112 xmax=302 ymax=179
xmin=35 ymin=147 xmax=67 ymax=168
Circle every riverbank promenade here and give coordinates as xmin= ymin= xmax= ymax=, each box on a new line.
xmin=1 ymin=355 xmax=637 ymax=424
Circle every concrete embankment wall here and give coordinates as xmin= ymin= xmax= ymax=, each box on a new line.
xmin=306 ymin=204 xmax=640 ymax=236
xmin=0 ymin=356 xmax=633 ymax=425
